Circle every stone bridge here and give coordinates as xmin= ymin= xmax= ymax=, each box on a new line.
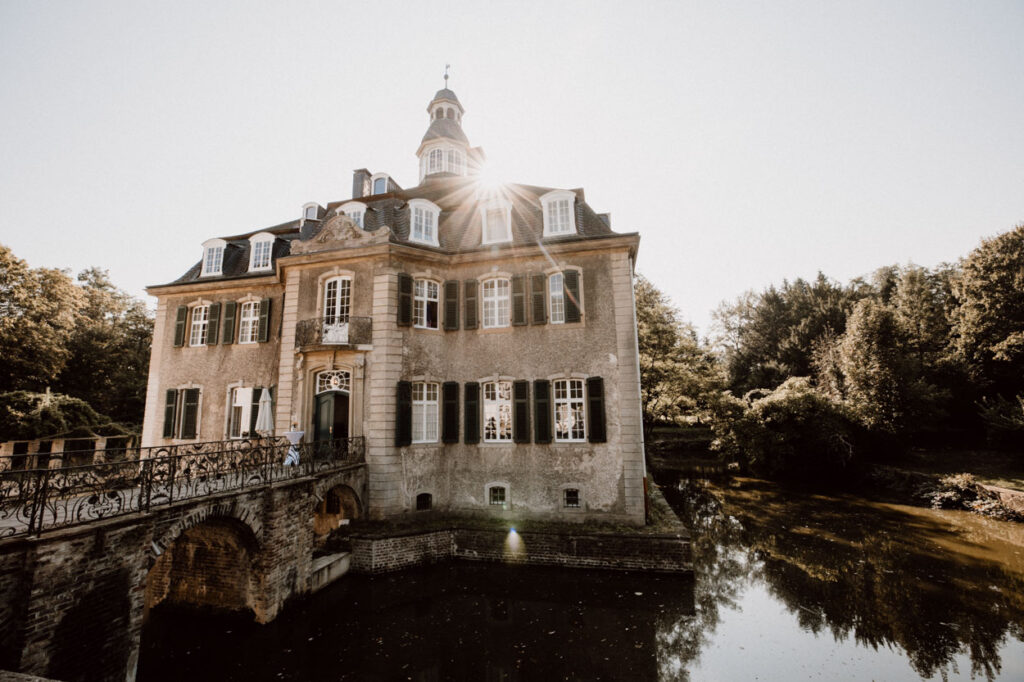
xmin=0 ymin=440 xmax=367 ymax=682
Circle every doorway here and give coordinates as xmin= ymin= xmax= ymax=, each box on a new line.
xmin=314 ymin=391 xmax=350 ymax=442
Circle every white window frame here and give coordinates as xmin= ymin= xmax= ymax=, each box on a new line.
xmin=302 ymin=203 xmax=320 ymax=222
xmin=411 ymin=382 xmax=439 ymax=444
xmin=413 ymin=279 xmax=440 ymax=329
xmin=189 ymin=305 xmax=210 ymax=346
xmin=420 ymin=144 xmax=467 ymax=180
xmin=248 ymin=232 xmax=274 ymax=272
xmin=238 ymin=301 xmax=260 ymax=344
xmin=549 ymin=272 xmax=565 ymax=324
xmin=316 ymin=370 xmax=351 ymax=394
xmin=482 ymin=380 xmax=513 ymax=443
xmin=481 ymin=278 xmax=511 ymax=329
xmin=338 ymin=201 xmax=366 ymax=228
xmin=227 ymin=386 xmax=254 ymax=439
xmin=200 ymin=238 xmax=226 ymax=277
xmin=553 ymin=378 xmax=587 ymax=442
xmin=480 ymin=201 xmax=512 ymax=245
xmin=408 ymin=198 xmax=441 ymax=246
xmin=371 ymin=173 xmax=390 ymax=195
xmin=540 ymin=190 xmax=577 ymax=236
xmin=323 ymin=276 xmax=352 ymax=324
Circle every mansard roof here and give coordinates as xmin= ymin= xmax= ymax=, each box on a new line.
xmin=420 ymin=118 xmax=470 ymax=146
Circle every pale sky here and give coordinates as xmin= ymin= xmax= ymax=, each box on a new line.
xmin=2 ymin=0 xmax=1022 ymax=334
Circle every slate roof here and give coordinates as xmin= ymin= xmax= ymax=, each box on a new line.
xmin=162 ymin=176 xmax=629 ymax=287
xmin=420 ymin=118 xmax=469 ymax=146
xmin=431 ymin=88 xmax=462 ymax=109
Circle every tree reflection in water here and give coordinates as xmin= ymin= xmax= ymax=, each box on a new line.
xmin=658 ymin=473 xmax=1024 ymax=681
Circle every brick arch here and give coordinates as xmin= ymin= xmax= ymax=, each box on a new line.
xmin=149 ymin=499 xmax=262 ymax=561
xmin=311 ymin=469 xmax=364 ymax=511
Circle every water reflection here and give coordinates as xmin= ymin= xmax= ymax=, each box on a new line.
xmin=660 ymin=475 xmax=1024 ymax=681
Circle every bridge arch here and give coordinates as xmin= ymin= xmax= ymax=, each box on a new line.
xmin=149 ymin=499 xmax=263 ymax=561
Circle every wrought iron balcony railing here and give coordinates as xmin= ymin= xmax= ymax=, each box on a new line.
xmin=0 ymin=436 xmax=364 ymax=539
xmin=295 ymin=316 xmax=373 ymax=348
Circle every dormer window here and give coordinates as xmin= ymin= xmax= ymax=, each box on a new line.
xmin=339 ymin=202 xmax=366 ymax=228
xmin=248 ymin=232 xmax=274 ymax=272
xmin=371 ymin=173 xmax=390 ymax=195
xmin=541 ymin=190 xmax=577 ymax=236
xmin=481 ymin=202 xmax=512 ymax=244
xmin=408 ymin=199 xmax=441 ymax=246
xmin=303 ymin=203 xmax=320 ymax=221
xmin=201 ymin=239 xmax=226 ymax=277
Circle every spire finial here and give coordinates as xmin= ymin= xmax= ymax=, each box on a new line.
xmin=443 ymin=64 xmax=450 ymax=88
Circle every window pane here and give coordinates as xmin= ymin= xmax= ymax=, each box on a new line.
xmin=483 ymin=381 xmax=513 ymax=441
xmin=554 ymin=379 xmax=586 ymax=441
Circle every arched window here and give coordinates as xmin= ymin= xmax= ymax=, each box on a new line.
xmin=541 ymin=190 xmax=576 ymax=236
xmin=201 ymin=238 xmax=226 ymax=277
xmin=316 ymin=370 xmax=351 ymax=394
xmin=428 ymin=148 xmax=445 ymax=174
xmin=416 ymin=492 xmax=433 ymax=511
xmin=408 ymin=199 xmax=441 ymax=246
xmin=339 ymin=202 xmax=366 ymax=228
xmin=323 ymin=276 xmax=351 ymax=324
xmin=248 ymin=232 xmax=274 ymax=272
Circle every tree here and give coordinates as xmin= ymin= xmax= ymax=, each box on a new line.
xmin=0 ymin=244 xmax=81 ymax=393
xmin=838 ymin=299 xmax=907 ymax=433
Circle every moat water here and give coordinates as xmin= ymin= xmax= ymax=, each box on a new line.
xmin=138 ymin=472 xmax=1024 ymax=681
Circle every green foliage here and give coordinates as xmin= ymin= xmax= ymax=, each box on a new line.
xmin=920 ymin=473 xmax=1023 ymax=521
xmin=0 ymin=390 xmax=131 ymax=441
xmin=710 ymin=377 xmax=857 ymax=479
xmin=977 ymin=394 xmax=1024 ymax=448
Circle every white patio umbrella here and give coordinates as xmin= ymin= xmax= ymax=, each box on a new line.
xmin=254 ymin=388 xmax=275 ymax=436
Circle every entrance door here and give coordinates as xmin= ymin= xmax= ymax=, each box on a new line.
xmin=314 ymin=392 xmax=350 ymax=441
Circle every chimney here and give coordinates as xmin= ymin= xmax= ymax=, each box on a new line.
xmin=352 ymin=169 xmax=371 ymax=199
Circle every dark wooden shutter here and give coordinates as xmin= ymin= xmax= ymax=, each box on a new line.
xmin=395 ymin=381 xmax=412 ymax=446
xmin=511 ymin=275 xmax=527 ymax=326
xmin=513 ymin=380 xmax=530 ymax=443
xmin=587 ymin=377 xmax=606 ymax=443
xmin=464 ymin=382 xmax=480 ymax=444
xmin=206 ymin=302 xmax=221 ymax=345
xmin=249 ymin=387 xmax=262 ymax=436
xmin=221 ymin=301 xmax=237 ymax=344
xmin=173 ymin=306 xmax=187 ymax=347
xmin=442 ymin=381 xmax=459 ymax=443
xmin=257 ymin=298 xmax=272 ymax=342
xmin=531 ymin=274 xmax=547 ymax=325
xmin=162 ymin=389 xmax=178 ymax=438
xmin=180 ymin=389 xmax=200 ymax=439
xmin=397 ymin=273 xmax=413 ymax=327
xmin=564 ymin=270 xmax=582 ymax=323
xmin=534 ymin=380 xmax=551 ymax=444
xmin=443 ymin=280 xmax=460 ymax=331
xmin=464 ymin=280 xmax=478 ymax=330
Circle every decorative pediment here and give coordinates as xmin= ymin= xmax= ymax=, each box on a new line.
xmin=290 ymin=214 xmax=391 ymax=255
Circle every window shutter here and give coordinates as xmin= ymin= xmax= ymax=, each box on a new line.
xmin=464 ymin=382 xmax=480 ymax=444
xmin=163 ymin=389 xmax=178 ymax=438
xmin=443 ymin=280 xmax=460 ymax=331
xmin=206 ymin=302 xmax=221 ymax=345
xmin=173 ymin=306 xmax=187 ymax=347
xmin=587 ymin=377 xmax=606 ymax=443
xmin=221 ymin=301 xmax=237 ymax=345
xmin=397 ymin=273 xmax=413 ymax=327
xmin=181 ymin=388 xmax=200 ymax=439
xmin=510 ymin=275 xmax=527 ymax=326
xmin=249 ymin=386 xmax=261 ymax=436
xmin=533 ymin=380 xmax=551 ymax=444
xmin=257 ymin=298 xmax=272 ymax=342
xmin=564 ymin=270 xmax=582 ymax=323
xmin=513 ymin=380 xmax=530 ymax=443
xmin=395 ymin=381 xmax=412 ymax=446
xmin=442 ymin=381 xmax=459 ymax=443
xmin=464 ymin=279 xmax=478 ymax=330
xmin=531 ymin=274 xmax=547 ymax=325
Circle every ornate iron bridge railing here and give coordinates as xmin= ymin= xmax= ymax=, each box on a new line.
xmin=0 ymin=437 xmax=364 ymax=540
xmin=295 ymin=316 xmax=373 ymax=348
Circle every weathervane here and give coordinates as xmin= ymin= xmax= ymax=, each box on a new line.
xmin=444 ymin=64 xmax=450 ymax=88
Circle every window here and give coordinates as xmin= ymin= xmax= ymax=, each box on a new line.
xmin=564 ymin=488 xmax=580 ymax=508
xmin=340 ymin=202 xmax=366 ymax=228
xmin=323 ymin=277 xmax=351 ymax=324
xmin=163 ymin=387 xmax=201 ymax=440
xmin=489 ymin=486 xmax=507 ymax=506
xmin=189 ymin=305 xmax=209 ymax=346
xmin=448 ymin=149 xmax=464 ymax=175
xmin=483 ymin=381 xmax=513 ymax=442
xmin=412 ymin=382 xmax=439 ymax=443
xmin=428 ymin=148 xmax=444 ymax=174
xmin=372 ymin=174 xmax=389 ymax=195
xmin=549 ymin=273 xmax=565 ymax=324
xmin=201 ymin=239 xmax=226 ymax=277
xmin=228 ymin=387 xmax=253 ymax=438
xmin=482 ymin=279 xmax=510 ymax=328
xmin=413 ymin=279 xmax=439 ymax=329
xmin=249 ymin=233 xmax=274 ymax=272
xmin=416 ymin=493 xmax=433 ymax=511
xmin=421 ymin=146 xmax=466 ymax=179
xmin=238 ymin=301 xmax=259 ymax=343
xmin=303 ymin=204 xmax=319 ymax=221
xmin=482 ymin=204 xmax=511 ymax=244
xmin=541 ymin=190 xmax=576 ymax=236
xmin=317 ymin=370 xmax=351 ymax=394
xmin=554 ymin=379 xmax=586 ymax=442
xmin=409 ymin=199 xmax=440 ymax=246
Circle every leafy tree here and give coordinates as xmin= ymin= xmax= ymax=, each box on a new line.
xmin=892 ymin=265 xmax=949 ymax=371
xmin=0 ymin=390 xmax=130 ymax=441
xmin=838 ymin=300 xmax=907 ymax=433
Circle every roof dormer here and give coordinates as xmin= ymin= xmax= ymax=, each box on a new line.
xmin=200 ymin=238 xmax=226 ymax=277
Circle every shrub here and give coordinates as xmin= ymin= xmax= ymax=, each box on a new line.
xmin=920 ymin=473 xmax=1024 ymax=522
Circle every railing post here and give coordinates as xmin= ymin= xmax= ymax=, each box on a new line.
xmin=28 ymin=467 xmax=49 ymax=536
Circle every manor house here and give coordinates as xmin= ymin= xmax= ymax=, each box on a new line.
xmin=141 ymin=86 xmax=647 ymax=524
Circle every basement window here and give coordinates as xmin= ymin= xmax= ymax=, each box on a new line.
xmin=416 ymin=493 xmax=433 ymax=511
xmin=563 ymin=488 xmax=580 ymax=508
xmin=489 ymin=486 xmax=506 ymax=506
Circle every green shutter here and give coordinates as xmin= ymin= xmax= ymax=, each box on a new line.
xmin=511 ymin=275 xmax=527 ymax=326
xmin=180 ymin=388 xmax=200 ymax=439
xmin=206 ymin=302 xmax=221 ymax=345
xmin=464 ymin=280 xmax=478 ymax=330
xmin=257 ymin=298 xmax=271 ymax=342
xmin=397 ymin=273 xmax=413 ymax=327
xmin=587 ymin=377 xmax=606 ymax=443
xmin=564 ymin=270 xmax=581 ymax=323
xmin=534 ymin=379 xmax=551 ymax=444
xmin=464 ymin=382 xmax=480 ymax=444
xmin=395 ymin=381 xmax=412 ymax=446
xmin=442 ymin=381 xmax=459 ymax=443
xmin=163 ymin=389 xmax=178 ymax=438
xmin=443 ymin=280 xmax=460 ymax=331
xmin=513 ymin=380 xmax=530 ymax=443
xmin=221 ymin=301 xmax=237 ymax=344
xmin=531 ymin=274 xmax=547 ymax=325
xmin=173 ymin=306 xmax=187 ymax=347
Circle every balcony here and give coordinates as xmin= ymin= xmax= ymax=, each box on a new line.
xmin=295 ymin=316 xmax=373 ymax=349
